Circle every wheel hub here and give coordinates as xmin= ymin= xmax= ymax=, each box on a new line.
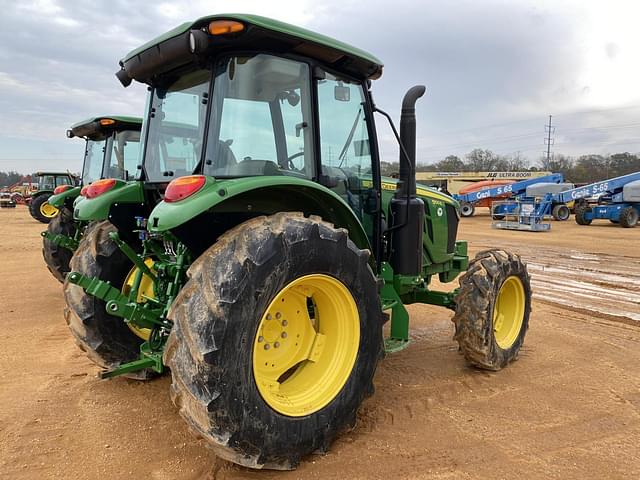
xmin=492 ymin=275 xmax=525 ymax=349
xmin=253 ymin=274 xmax=359 ymax=417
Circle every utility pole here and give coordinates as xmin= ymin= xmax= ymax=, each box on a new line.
xmin=544 ymin=115 xmax=555 ymax=167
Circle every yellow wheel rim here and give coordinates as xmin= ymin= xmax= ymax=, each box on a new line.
xmin=493 ymin=276 xmax=525 ymax=349
xmin=121 ymin=259 xmax=155 ymax=341
xmin=40 ymin=202 xmax=59 ymax=218
xmin=252 ymin=274 xmax=360 ymax=417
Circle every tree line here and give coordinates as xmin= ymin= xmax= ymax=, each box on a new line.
xmin=381 ymin=149 xmax=640 ymax=184
xmin=0 ymin=171 xmax=28 ymax=188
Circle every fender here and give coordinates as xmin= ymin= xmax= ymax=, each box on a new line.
xmin=148 ymin=176 xmax=372 ymax=252
xmin=48 ymin=186 xmax=81 ymax=209
xmin=73 ymin=181 xmax=144 ymax=221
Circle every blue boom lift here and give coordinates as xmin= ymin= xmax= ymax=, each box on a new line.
xmin=454 ymin=173 xmax=564 ymax=218
xmin=571 ymin=172 xmax=640 ymax=228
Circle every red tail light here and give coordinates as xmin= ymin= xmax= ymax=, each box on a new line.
xmin=53 ymin=185 xmax=72 ymax=195
xmin=164 ymin=175 xmax=206 ymax=203
xmin=85 ymin=178 xmax=117 ymax=199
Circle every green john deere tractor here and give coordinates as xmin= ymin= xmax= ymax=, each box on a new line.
xmin=64 ymin=15 xmax=531 ymax=470
xmin=28 ymin=171 xmax=78 ymax=223
xmin=42 ymin=116 xmax=142 ymax=282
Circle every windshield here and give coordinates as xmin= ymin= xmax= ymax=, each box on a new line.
xmin=103 ymin=130 xmax=141 ymax=180
xmin=204 ymin=54 xmax=314 ymax=178
xmin=82 ymin=140 xmax=105 ymax=185
xmin=142 ymin=70 xmax=211 ymax=182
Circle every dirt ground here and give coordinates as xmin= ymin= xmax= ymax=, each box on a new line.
xmin=1 ymin=206 xmax=639 ymax=480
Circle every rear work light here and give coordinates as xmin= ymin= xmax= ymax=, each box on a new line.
xmin=208 ymin=20 xmax=244 ymax=35
xmin=53 ymin=185 xmax=72 ymax=195
xmin=85 ymin=178 xmax=117 ymax=199
xmin=164 ymin=175 xmax=206 ymax=203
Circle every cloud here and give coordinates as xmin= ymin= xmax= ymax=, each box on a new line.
xmin=0 ymin=0 xmax=639 ymax=173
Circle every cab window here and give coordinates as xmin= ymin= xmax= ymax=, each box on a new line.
xmin=317 ymin=73 xmax=375 ymax=235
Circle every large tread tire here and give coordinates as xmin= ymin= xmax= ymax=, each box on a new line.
xmin=30 ymin=193 xmax=55 ymax=224
xmin=552 ymin=204 xmax=570 ymax=221
xmin=164 ymin=212 xmax=382 ymax=470
xmin=575 ymin=208 xmax=592 ymax=225
xmin=63 ymin=220 xmax=154 ymax=380
xmin=619 ymin=206 xmax=639 ymax=228
xmin=42 ymin=207 xmax=76 ymax=283
xmin=452 ymin=249 xmax=531 ymax=371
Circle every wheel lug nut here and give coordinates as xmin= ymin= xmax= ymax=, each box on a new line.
xmin=266 ymin=314 xmax=272 ymax=320
xmin=258 ymin=336 xmax=264 ymax=343
xmin=276 ymin=312 xmax=282 ymax=319
xmin=282 ymin=320 xmax=288 ymax=327
xmin=274 ymin=342 xmax=280 ymax=348
xmin=281 ymin=332 xmax=287 ymax=339
xmin=264 ymin=344 xmax=270 ymax=350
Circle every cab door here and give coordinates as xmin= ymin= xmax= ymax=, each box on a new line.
xmin=316 ymin=72 xmax=379 ymax=242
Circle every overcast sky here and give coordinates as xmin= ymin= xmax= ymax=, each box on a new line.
xmin=1 ymin=0 xmax=640 ymax=173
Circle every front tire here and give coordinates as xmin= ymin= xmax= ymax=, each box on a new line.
xmin=575 ymin=208 xmax=592 ymax=225
xmin=552 ymin=204 xmax=570 ymax=221
xmin=30 ymin=193 xmax=58 ymax=223
xmin=460 ymin=202 xmax=475 ymax=217
xmin=452 ymin=249 xmax=531 ymax=371
xmin=619 ymin=206 xmax=638 ymax=228
xmin=164 ymin=212 xmax=382 ymax=469
xmin=63 ymin=221 xmax=153 ymax=380
xmin=42 ymin=207 xmax=76 ymax=282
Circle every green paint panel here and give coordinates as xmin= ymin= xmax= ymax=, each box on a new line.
xmin=69 ymin=116 xmax=142 ymax=131
xmin=48 ymin=186 xmax=81 ymax=208
xmin=148 ymin=176 xmax=371 ymax=252
xmin=73 ymin=181 xmax=144 ymax=221
xmin=122 ymin=13 xmax=383 ymax=79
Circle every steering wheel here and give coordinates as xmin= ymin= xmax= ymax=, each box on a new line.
xmin=287 ymin=151 xmax=305 ymax=170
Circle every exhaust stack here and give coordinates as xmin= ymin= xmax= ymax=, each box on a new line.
xmin=389 ymin=86 xmax=426 ymax=276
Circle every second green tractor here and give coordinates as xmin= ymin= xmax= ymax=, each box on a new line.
xmin=63 ymin=15 xmax=531 ymax=470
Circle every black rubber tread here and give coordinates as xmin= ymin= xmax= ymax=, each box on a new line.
xmin=619 ymin=206 xmax=638 ymax=228
xmin=42 ymin=207 xmax=76 ymax=283
xmin=552 ymin=204 xmax=570 ymax=221
xmin=460 ymin=202 xmax=475 ymax=217
xmin=30 ymin=193 xmax=55 ymax=224
xmin=575 ymin=208 xmax=592 ymax=225
xmin=164 ymin=212 xmax=383 ymax=470
xmin=63 ymin=220 xmax=154 ymax=380
xmin=451 ymin=249 xmax=531 ymax=371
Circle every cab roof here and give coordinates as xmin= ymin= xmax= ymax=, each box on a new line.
xmin=68 ymin=115 xmax=142 ymax=140
xmin=118 ymin=14 xmax=384 ymax=86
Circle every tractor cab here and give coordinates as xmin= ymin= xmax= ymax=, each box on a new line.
xmin=67 ymin=116 xmax=143 ymax=186
xmin=35 ymin=171 xmax=77 ymax=191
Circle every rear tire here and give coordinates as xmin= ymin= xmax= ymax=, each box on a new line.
xmin=452 ymin=249 xmax=531 ymax=371
xmin=42 ymin=207 xmax=76 ymax=283
xmin=575 ymin=208 xmax=592 ymax=225
xmin=460 ymin=202 xmax=475 ymax=217
xmin=552 ymin=204 xmax=570 ymax=221
xmin=63 ymin=221 xmax=154 ymax=380
xmin=30 ymin=193 xmax=57 ymax=223
xmin=619 ymin=206 xmax=639 ymax=228
xmin=164 ymin=212 xmax=382 ymax=469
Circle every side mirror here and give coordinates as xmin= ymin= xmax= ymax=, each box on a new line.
xmin=334 ymin=85 xmax=350 ymax=102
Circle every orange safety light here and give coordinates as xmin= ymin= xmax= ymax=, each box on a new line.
xmin=99 ymin=118 xmax=116 ymax=126
xmin=208 ymin=20 xmax=244 ymax=35
xmin=53 ymin=184 xmax=72 ymax=195
xmin=164 ymin=175 xmax=206 ymax=203
xmin=85 ymin=178 xmax=117 ymax=199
